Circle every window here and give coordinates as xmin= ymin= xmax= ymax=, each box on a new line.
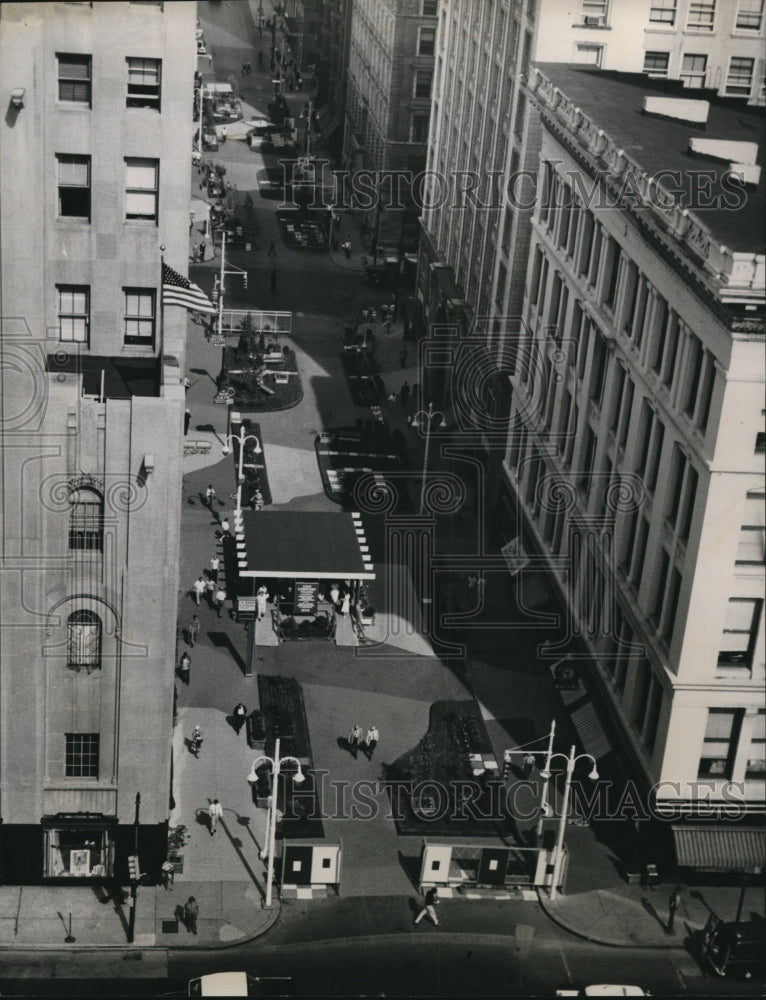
xmin=746 ymin=710 xmax=766 ymax=778
xmin=687 ymin=0 xmax=716 ymax=30
xmin=736 ymin=491 xmax=765 ymax=564
xmin=736 ymin=0 xmax=763 ymax=29
xmin=756 ymin=431 xmax=766 ymax=453
xmin=69 ymin=488 xmax=103 ymax=550
xmin=649 ymin=0 xmax=676 ymax=23
xmin=66 ymin=609 xmax=102 ymax=672
xmin=126 ymin=57 xmax=161 ymax=109
xmin=57 ymin=286 xmax=89 ymax=344
xmin=410 ymin=113 xmax=429 ymax=143
xmin=418 ymin=27 xmax=436 ymax=55
xmin=125 ymin=158 xmax=158 ymax=220
xmin=644 ymin=52 xmax=670 ymax=77
xmin=582 ymin=0 xmax=608 ymax=26
xmin=726 ymin=57 xmax=754 ymax=96
xmin=57 ymin=54 xmax=91 ymax=104
xmin=699 ymin=708 xmax=739 ymax=778
xmin=422 ymin=0 xmax=438 ymax=13
xmin=57 ymin=155 xmax=90 ymax=219
xmin=123 ymin=289 xmax=156 ymax=346
xmin=65 ymin=732 xmax=100 ymax=778
xmin=414 ymin=70 xmax=433 ymax=99
xmin=681 ymin=54 xmax=707 ymax=88
xmin=576 ymin=43 xmax=603 ymax=67
xmin=719 ymin=598 xmax=762 ymax=669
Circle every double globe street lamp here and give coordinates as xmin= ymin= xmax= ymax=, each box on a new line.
xmin=222 ymin=426 xmax=262 ymax=515
xmin=408 ymin=402 xmax=446 ymax=515
xmin=247 ymin=737 xmax=305 ymax=908
xmin=543 ymin=744 xmax=599 ymax=901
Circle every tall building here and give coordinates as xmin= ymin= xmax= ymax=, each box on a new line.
xmin=0 ymin=1 xmax=195 ymax=883
xmin=313 ymin=0 xmax=353 ymax=156
xmin=503 ymin=65 xmax=765 ymax=828
xmin=344 ymin=0 xmax=437 ymax=253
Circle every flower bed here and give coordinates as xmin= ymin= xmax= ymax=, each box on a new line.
xmin=219 ymin=334 xmax=302 ymax=411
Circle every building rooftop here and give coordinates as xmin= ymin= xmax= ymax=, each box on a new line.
xmin=534 ymin=65 xmax=765 ymax=255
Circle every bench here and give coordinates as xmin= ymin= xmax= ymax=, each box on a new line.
xmin=184 ymin=440 xmax=212 ymax=455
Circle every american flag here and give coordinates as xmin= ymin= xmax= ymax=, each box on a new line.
xmin=162 ymin=262 xmax=216 ymax=314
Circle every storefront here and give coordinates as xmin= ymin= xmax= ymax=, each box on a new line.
xmin=234 ymin=510 xmax=375 ymax=645
xmin=43 ymin=813 xmax=117 ymax=880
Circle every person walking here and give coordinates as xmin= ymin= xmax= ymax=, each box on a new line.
xmin=250 ymin=489 xmax=264 ymax=512
xmin=256 ymin=585 xmax=269 ymax=621
xmin=199 ymin=239 xmax=206 ymax=262
xmin=220 ymin=125 xmax=227 ymax=144
xmin=214 ymin=586 xmax=227 ymax=618
xmin=179 ymin=651 xmax=191 ymax=685
xmin=348 ymin=724 xmax=362 ymax=759
xmin=414 ymin=887 xmax=440 ymax=926
xmin=183 ymin=896 xmax=199 ymax=934
xmin=210 ymin=554 xmax=220 ymax=576
xmin=205 ymin=483 xmax=216 ymax=511
xmin=267 ymin=240 xmax=276 ymax=257
xmin=522 ymin=752 xmax=536 ymax=780
xmin=342 ymin=238 xmax=351 ymax=259
xmin=191 ymin=576 xmax=206 ymax=605
xmin=205 ymin=574 xmax=216 ymax=605
xmin=184 ymin=408 xmax=192 ymax=435
xmin=208 ymin=799 xmax=223 ymax=836
xmin=190 ymin=726 xmax=203 ymax=758
xmin=666 ymin=885 xmax=682 ymax=935
xmin=220 ymin=517 xmax=231 ymax=538
xmin=188 ymin=614 xmax=200 ymax=647
xmin=365 ymin=725 xmax=379 ymax=760
xmin=232 ymin=702 xmax=248 ymax=734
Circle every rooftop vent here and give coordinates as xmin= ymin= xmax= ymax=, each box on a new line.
xmin=688 ymin=138 xmax=761 ymax=187
xmin=643 ymin=96 xmax=709 ymax=127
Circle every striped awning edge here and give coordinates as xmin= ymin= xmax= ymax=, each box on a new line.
xmin=672 ymin=825 xmax=766 ymax=872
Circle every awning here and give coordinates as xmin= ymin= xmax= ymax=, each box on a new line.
xmin=236 ymin=510 xmax=375 ymax=580
xmin=672 ymin=825 xmax=766 ymax=873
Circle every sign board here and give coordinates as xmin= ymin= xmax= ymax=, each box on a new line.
xmin=552 ymin=658 xmax=580 ymax=691
xmin=294 ymin=580 xmax=319 ymax=616
xmin=501 ymin=537 xmax=530 ymax=575
xmin=237 ymin=597 xmax=257 ymax=621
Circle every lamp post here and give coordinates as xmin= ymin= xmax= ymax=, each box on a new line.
xmin=247 ymin=738 xmax=305 ymax=908
xmin=542 ymin=744 xmax=599 ymax=901
xmin=503 ymin=719 xmax=557 ymax=840
xmin=127 ymin=792 xmax=140 ymax=944
xmin=409 ymin=402 xmax=446 ymax=515
xmin=222 ymin=426 xmax=262 ymax=514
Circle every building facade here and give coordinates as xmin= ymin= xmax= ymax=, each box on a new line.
xmin=0 ymin=0 xmax=195 ymax=883
xmin=505 ymin=65 xmax=765 ymax=825
xmin=344 ymin=0 xmax=437 ymax=252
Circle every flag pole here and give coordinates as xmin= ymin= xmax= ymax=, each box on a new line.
xmin=159 ymin=244 xmax=166 ymax=372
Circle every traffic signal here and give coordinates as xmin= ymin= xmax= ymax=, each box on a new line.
xmin=127 ymin=854 xmax=141 ymax=882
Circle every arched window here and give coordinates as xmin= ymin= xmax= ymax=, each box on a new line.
xmin=69 ymin=487 xmax=103 ymax=551
xmin=67 ymin=610 xmax=102 ymax=671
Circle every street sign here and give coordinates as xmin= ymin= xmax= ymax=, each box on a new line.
xmin=501 ymin=537 xmax=530 ymax=575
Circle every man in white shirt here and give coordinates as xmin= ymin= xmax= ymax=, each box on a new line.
xmin=208 ymin=799 xmax=223 ymax=835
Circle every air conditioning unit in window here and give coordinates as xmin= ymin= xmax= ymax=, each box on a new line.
xmin=583 ymin=15 xmax=605 ymax=26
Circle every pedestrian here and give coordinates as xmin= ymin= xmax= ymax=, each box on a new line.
xmin=414 ymin=887 xmax=440 ymax=925
xmin=666 ymin=885 xmax=681 ymax=935
xmin=179 ymin=651 xmax=191 ymax=685
xmin=160 ymin=860 xmax=175 ymax=890
xmin=190 ymin=725 xmax=203 ymax=758
xmin=183 ymin=896 xmax=199 ymax=934
xmin=399 ymin=345 xmax=408 ymax=368
xmin=349 ymin=724 xmax=362 ymax=759
xmin=340 ymin=591 xmax=350 ymax=616
xmin=210 ymin=554 xmax=220 ymax=576
xmin=522 ymin=751 xmax=536 ymax=780
xmin=267 ymin=239 xmax=276 ymax=257
xmin=183 ymin=376 xmax=191 ymax=392
xmin=233 ymin=702 xmax=247 ymax=734
xmin=200 ymin=239 xmax=207 ymax=262
xmin=249 ymin=489 xmax=264 ymax=511
xmin=205 ymin=575 xmax=216 ymax=604
xmin=214 ymin=586 xmax=227 ymax=618
xmin=399 ymin=381 xmax=410 ymax=408
xmin=220 ymin=125 xmax=227 ymax=144
xmin=220 ymin=517 xmax=231 ymax=538
xmin=184 ymin=408 xmax=191 ymax=435
xmin=343 ymin=238 xmax=351 ymax=259
xmin=270 ymin=268 xmax=277 ymax=294
xmin=256 ymin=585 xmax=269 ymax=621
xmin=188 ymin=614 xmax=200 ymax=647
xmin=191 ymin=576 xmax=206 ymax=605
xmin=365 ymin=725 xmax=379 ymax=760
xmin=329 ymin=583 xmax=340 ymax=608
xmin=205 ymin=483 xmax=216 ymax=510
xmin=208 ymin=798 xmax=223 ymax=835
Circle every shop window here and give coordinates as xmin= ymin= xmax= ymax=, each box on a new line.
xmin=126 ymin=57 xmax=161 ymax=109
xmin=57 ymin=154 xmax=91 ymax=219
xmin=66 ymin=610 xmax=102 ymax=672
xmin=57 ymin=54 xmax=91 ymax=104
xmin=699 ymin=708 xmax=739 ymax=778
xmin=125 ymin=158 xmax=159 ymax=221
xmin=45 ymin=821 xmax=112 ymax=878
xmin=746 ymin=710 xmax=766 ymax=778
xmin=65 ymin=732 xmax=100 ymax=777
xmin=69 ymin=487 xmax=103 ymax=550
xmin=57 ymin=285 xmax=90 ymax=344
xmin=123 ymin=288 xmax=156 ymax=346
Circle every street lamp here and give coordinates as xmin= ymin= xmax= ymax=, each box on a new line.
xmin=222 ymin=426 xmax=262 ymax=514
xmin=409 ymin=402 xmax=446 ymax=515
xmin=541 ymin=744 xmax=599 ymax=901
xmin=247 ymin=738 xmax=305 ymax=908
xmin=503 ymin=719 xmax=557 ymax=839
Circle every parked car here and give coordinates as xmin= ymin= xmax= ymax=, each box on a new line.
xmin=188 ymin=972 xmax=294 ymax=997
xmin=202 ymin=130 xmax=218 ymax=151
xmin=556 ymin=988 xmax=647 ymax=997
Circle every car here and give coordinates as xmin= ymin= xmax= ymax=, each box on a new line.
xmin=555 ymin=988 xmax=647 ymax=997
xmin=188 ymin=971 xmax=294 ymax=997
xmin=247 ymin=118 xmax=277 ymax=137
xmin=202 ymin=130 xmax=218 ymax=151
